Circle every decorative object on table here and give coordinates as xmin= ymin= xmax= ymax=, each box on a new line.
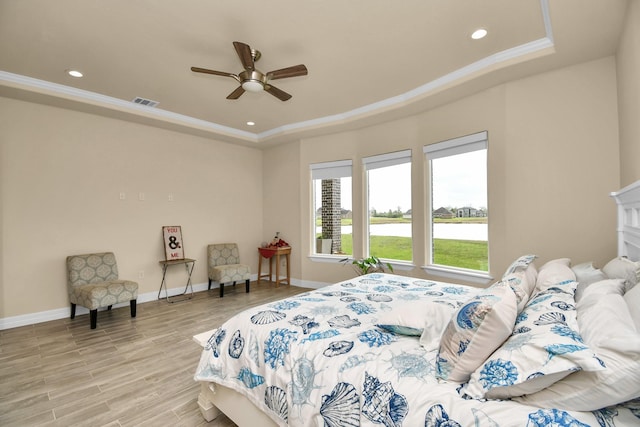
xmin=66 ymin=252 xmax=138 ymax=329
xmin=162 ymin=226 xmax=184 ymax=260
xmin=340 ymin=255 xmax=394 ymax=276
xmin=268 ymin=231 xmax=289 ymax=248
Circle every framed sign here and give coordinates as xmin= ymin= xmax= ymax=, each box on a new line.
xmin=162 ymin=226 xmax=185 ymax=260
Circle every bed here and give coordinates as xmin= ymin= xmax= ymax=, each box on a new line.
xmin=193 ymin=180 xmax=640 ymax=427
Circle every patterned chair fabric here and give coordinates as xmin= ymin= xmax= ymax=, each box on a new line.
xmin=66 ymin=252 xmax=138 ymax=329
xmin=207 ymin=243 xmax=251 ymax=297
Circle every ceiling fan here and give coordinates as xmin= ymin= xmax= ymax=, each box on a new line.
xmin=191 ymin=41 xmax=308 ymax=101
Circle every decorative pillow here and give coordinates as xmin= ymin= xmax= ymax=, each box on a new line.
xmin=603 ymin=256 xmax=640 ymax=292
xmin=419 ymin=303 xmax=460 ymax=352
xmin=515 ymin=293 xmax=640 ymax=410
xmin=502 ymin=254 xmax=537 ymax=277
xmin=376 ymin=301 xmax=455 ymax=337
xmin=461 ymin=278 xmax=604 ymax=400
xmin=436 ymin=280 xmax=518 ymax=382
xmin=624 ymin=283 xmax=640 ymax=332
xmin=535 ymin=260 xmax=576 ymax=292
xmin=502 ymin=255 xmax=538 ymax=313
xmin=578 ymin=279 xmax=625 ymax=301
xmin=572 ymin=262 xmax=608 ymax=302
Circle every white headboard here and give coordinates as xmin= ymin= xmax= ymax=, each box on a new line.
xmin=611 ymin=180 xmax=640 ymax=262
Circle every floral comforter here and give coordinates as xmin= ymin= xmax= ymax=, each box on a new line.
xmin=194 ymin=273 xmax=639 ymax=426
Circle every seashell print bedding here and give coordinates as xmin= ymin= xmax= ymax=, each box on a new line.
xmin=194 ymin=273 xmax=640 ymax=426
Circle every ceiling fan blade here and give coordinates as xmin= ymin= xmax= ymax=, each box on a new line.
xmin=264 ymin=84 xmax=292 ymax=101
xmin=191 ymin=66 xmax=236 ymax=78
xmin=266 ymin=64 xmax=308 ymax=80
xmin=226 ymin=86 xmax=245 ymax=100
xmin=233 ymin=41 xmax=254 ymax=71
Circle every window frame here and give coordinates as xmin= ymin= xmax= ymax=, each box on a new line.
xmin=362 ymin=149 xmax=413 ymax=264
xmin=310 ymin=159 xmax=353 ymax=258
xmin=423 ymin=131 xmax=492 ymax=283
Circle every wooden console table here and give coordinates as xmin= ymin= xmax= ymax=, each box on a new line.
xmin=257 ymin=246 xmax=291 ymax=287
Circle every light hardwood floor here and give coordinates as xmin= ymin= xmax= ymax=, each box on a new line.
xmin=0 ymin=282 xmax=310 ymax=426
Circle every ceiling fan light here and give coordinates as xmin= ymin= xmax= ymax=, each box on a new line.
xmin=242 ymin=80 xmax=263 ymax=92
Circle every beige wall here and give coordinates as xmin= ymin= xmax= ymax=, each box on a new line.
xmin=266 ymin=56 xmax=620 ymax=286
xmin=617 ymin=0 xmax=640 ymax=186
xmin=0 ymin=49 xmax=630 ymax=324
xmin=0 ymin=99 xmax=263 ymax=319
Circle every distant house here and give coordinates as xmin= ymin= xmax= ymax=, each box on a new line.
xmin=433 ymin=207 xmax=455 ymax=219
xmin=457 ymin=207 xmax=477 ymax=218
xmin=403 ymin=209 xmax=412 ymax=219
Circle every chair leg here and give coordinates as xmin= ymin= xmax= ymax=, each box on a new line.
xmin=208 ymin=278 xmax=212 ymax=290
xmin=245 ymin=279 xmax=250 ymax=293
xmin=219 ymin=283 xmax=224 ymax=298
xmin=70 ymin=303 xmax=76 ymax=319
xmin=107 ymin=305 xmax=112 ymax=311
xmin=130 ymin=299 xmax=137 ymax=318
xmin=90 ymin=310 xmax=98 ymax=329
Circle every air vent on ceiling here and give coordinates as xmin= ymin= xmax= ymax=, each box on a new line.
xmin=132 ymin=97 xmax=159 ymax=107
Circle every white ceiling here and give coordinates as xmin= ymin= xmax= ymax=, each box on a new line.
xmin=0 ymin=0 xmax=628 ymax=147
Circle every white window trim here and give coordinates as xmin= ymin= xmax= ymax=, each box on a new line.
xmin=362 ymin=149 xmax=413 ymax=261
xmin=423 ymin=131 xmax=487 ymax=158
xmin=423 ymin=131 xmax=489 ymax=280
xmin=362 ymin=149 xmax=411 ymax=170
xmin=311 ymin=159 xmax=352 ymax=180
xmin=311 ymin=159 xmax=353 ymax=258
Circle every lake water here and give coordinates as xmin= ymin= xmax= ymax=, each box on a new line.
xmin=319 ymin=223 xmax=487 ymax=241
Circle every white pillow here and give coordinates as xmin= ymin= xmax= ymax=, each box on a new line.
xmin=461 ymin=279 xmax=604 ymax=400
xmin=572 ymin=262 xmax=608 ymax=302
xmin=516 ymin=293 xmax=640 ymax=410
xmin=436 ymin=280 xmax=518 ymax=382
xmin=603 ymin=257 xmax=640 ymax=292
xmin=376 ymin=301 xmax=455 ymax=338
xmin=624 ymin=283 xmax=640 ymax=332
xmin=535 ymin=261 xmax=576 ymax=292
xmin=579 ymin=279 xmax=625 ymax=300
xmin=419 ymin=303 xmax=459 ymax=351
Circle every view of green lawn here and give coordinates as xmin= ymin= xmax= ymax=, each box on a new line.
xmin=338 ymin=234 xmax=487 ymax=271
xmin=319 ymin=217 xmax=488 ymax=271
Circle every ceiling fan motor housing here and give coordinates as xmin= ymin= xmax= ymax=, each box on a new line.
xmin=240 ymin=70 xmax=267 ymax=92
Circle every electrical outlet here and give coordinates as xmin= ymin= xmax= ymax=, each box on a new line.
xmin=119 ymin=192 xmax=126 ymax=200
xmin=168 ymin=193 xmax=174 ymax=202
xmin=138 ymin=192 xmax=145 ymax=201
xmin=138 ymin=271 xmax=145 ymax=279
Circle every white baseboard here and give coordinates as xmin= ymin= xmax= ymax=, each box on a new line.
xmin=0 ymin=276 xmax=329 ymax=330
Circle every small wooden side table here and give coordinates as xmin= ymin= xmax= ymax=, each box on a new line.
xmin=257 ymin=246 xmax=291 ymax=287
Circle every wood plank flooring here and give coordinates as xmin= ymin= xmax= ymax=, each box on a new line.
xmin=0 ymin=282 xmax=310 ymax=427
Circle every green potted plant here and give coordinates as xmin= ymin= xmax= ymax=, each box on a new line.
xmin=340 ymin=255 xmax=394 ymax=276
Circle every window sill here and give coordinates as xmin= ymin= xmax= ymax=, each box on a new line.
xmin=308 ymin=256 xmax=416 ymax=272
xmin=308 ymin=254 xmax=345 ymax=263
xmin=421 ymin=264 xmax=493 ymax=285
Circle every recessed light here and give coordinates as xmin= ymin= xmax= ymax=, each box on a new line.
xmin=246 ymin=121 xmax=255 ymax=126
xmin=471 ymin=28 xmax=488 ymax=40
xmin=67 ymin=70 xmax=83 ymax=78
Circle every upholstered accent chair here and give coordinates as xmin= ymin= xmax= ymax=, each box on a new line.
xmin=66 ymin=252 xmax=138 ymax=329
xmin=207 ymin=243 xmax=251 ymax=297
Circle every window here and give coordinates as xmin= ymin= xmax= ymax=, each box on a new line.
xmin=363 ymin=150 xmax=412 ymax=262
xmin=311 ymin=160 xmax=352 ymax=256
xmin=424 ymin=131 xmax=488 ymax=272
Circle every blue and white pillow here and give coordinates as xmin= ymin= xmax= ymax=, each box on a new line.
xmin=461 ymin=276 xmax=605 ymax=400
xmin=502 ymin=254 xmax=538 ymax=313
xmin=436 ymin=280 xmax=518 ymax=382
